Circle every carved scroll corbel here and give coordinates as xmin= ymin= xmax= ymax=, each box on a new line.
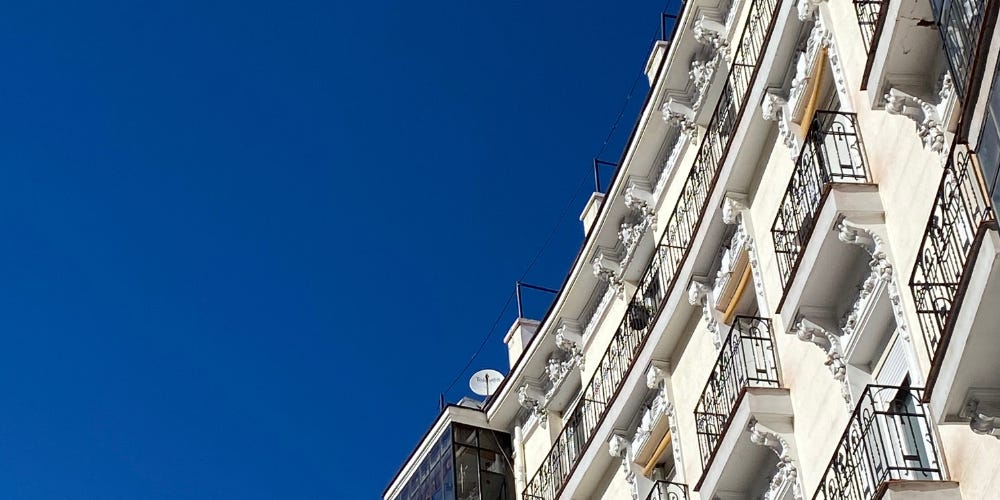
xmin=688 ymin=281 xmax=721 ymax=350
xmin=749 ymin=420 xmax=804 ymax=500
xmin=884 ymin=74 xmax=953 ymax=157
xmin=662 ymin=98 xmax=697 ymax=139
xmin=790 ymin=318 xmax=850 ymax=405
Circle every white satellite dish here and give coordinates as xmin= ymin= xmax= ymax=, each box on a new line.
xmin=469 ymin=369 xmax=504 ymax=397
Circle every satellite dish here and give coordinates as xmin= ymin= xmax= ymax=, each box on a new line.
xmin=470 ymin=369 xmax=504 ymax=397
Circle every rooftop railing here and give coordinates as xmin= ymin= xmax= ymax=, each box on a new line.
xmin=813 ymin=385 xmax=944 ymax=500
xmin=909 ymin=141 xmax=995 ymax=387
xmin=772 ymin=111 xmax=871 ymax=294
xmin=694 ymin=316 xmax=779 ymax=467
xmin=646 ymin=480 xmax=689 ymax=500
xmin=520 ymin=0 xmax=780 ymax=496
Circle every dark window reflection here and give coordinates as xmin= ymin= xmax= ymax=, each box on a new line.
xmin=393 ymin=423 xmax=514 ymax=500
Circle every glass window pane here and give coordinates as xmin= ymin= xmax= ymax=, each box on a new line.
xmin=454 ymin=445 xmax=480 ymax=499
xmin=453 ymin=424 xmax=477 ymax=446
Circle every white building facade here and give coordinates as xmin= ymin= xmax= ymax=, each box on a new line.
xmin=385 ymin=0 xmax=1000 ymax=497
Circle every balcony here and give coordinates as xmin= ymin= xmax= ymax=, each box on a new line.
xmin=813 ymin=385 xmax=956 ymax=500
xmin=854 ymin=0 xmax=888 ymax=59
xmin=909 ymin=142 xmax=1000 ymax=431
xmin=645 ymin=480 xmax=688 ymax=500
xmin=520 ymin=0 xmax=783 ymax=496
xmin=910 ymin=142 xmax=995 ymax=384
xmin=933 ymin=0 xmax=990 ymax=101
xmin=694 ymin=316 xmax=780 ymax=466
xmin=772 ymin=111 xmax=873 ymax=308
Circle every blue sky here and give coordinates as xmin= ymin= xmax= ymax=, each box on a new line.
xmin=0 ymin=1 xmax=665 ymax=497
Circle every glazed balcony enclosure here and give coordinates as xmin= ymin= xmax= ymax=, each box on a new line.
xmin=388 ymin=420 xmax=515 ymax=500
xmin=813 ymin=385 xmax=957 ymax=500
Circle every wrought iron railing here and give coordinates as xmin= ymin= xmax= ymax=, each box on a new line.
xmin=853 ymin=0 xmax=888 ymax=56
xmin=933 ymin=0 xmax=988 ymax=100
xmin=772 ymin=111 xmax=871 ymax=293
xmin=813 ymin=385 xmax=944 ymax=499
xmin=521 ymin=0 xmax=781 ymax=496
xmin=646 ymin=480 xmax=689 ymax=500
xmin=909 ymin=142 xmax=995 ymax=382
xmin=694 ymin=316 xmax=779 ymax=467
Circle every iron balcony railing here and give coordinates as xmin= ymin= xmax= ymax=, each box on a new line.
xmin=521 ymin=0 xmax=781 ymax=496
xmin=814 ymin=385 xmax=944 ymax=500
xmin=646 ymin=480 xmax=689 ymax=500
xmin=909 ymin=141 xmax=995 ymax=386
xmin=694 ymin=316 xmax=779 ymax=467
xmin=932 ymin=0 xmax=989 ymax=101
xmin=853 ymin=0 xmax=888 ymax=57
xmin=772 ymin=111 xmax=871 ymax=294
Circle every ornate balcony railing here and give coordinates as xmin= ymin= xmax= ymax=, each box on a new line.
xmin=933 ymin=0 xmax=989 ymax=100
xmin=909 ymin=142 xmax=995 ymax=384
xmin=646 ymin=480 xmax=689 ymax=500
xmin=694 ymin=316 xmax=779 ymax=467
xmin=521 ymin=0 xmax=781 ymax=497
xmin=772 ymin=111 xmax=871 ymax=293
xmin=814 ymin=385 xmax=944 ymax=500
xmin=853 ymin=0 xmax=888 ymax=56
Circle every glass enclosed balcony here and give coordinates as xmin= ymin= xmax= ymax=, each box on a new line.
xmin=391 ymin=423 xmax=515 ymax=500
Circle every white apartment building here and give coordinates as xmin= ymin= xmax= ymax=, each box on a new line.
xmin=383 ymin=0 xmax=1000 ymax=496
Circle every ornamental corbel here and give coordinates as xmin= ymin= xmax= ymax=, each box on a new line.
xmin=884 ymin=74 xmax=953 ymax=156
xmin=688 ymin=281 xmax=721 ymax=350
xmin=749 ymin=420 xmax=804 ymax=500
xmin=662 ymin=98 xmax=697 ymax=139
xmin=517 ymin=383 xmax=548 ymax=423
xmin=624 ymin=181 xmax=656 ymax=228
xmin=555 ymin=323 xmax=583 ymax=360
xmin=762 ymin=92 xmax=801 ymax=158
xmin=690 ymin=56 xmax=721 ymax=111
xmin=544 ymin=354 xmax=574 ymax=389
xmin=605 ymin=445 xmax=638 ymax=500
xmin=796 ymin=0 xmax=825 ymax=21
xmin=790 ymin=318 xmax=850 ymax=405
xmin=693 ymin=14 xmax=727 ymax=50
xmin=592 ymin=251 xmax=624 ymax=295
xmin=962 ymin=390 xmax=1000 ymax=439
xmin=721 ymin=192 xmax=748 ymax=225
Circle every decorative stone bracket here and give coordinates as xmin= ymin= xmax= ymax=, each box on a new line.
xmin=885 ymin=73 xmax=954 ymax=157
xmin=797 ymin=0 xmax=825 ymax=21
xmin=517 ymin=383 xmax=549 ymax=425
xmin=625 ymin=181 xmax=657 ymax=229
xmin=608 ymin=434 xmax=639 ymax=500
xmin=762 ymin=92 xmax=802 ymax=159
xmin=691 ymin=55 xmax=722 ymax=112
xmin=688 ymin=281 xmax=722 ymax=350
xmin=662 ymin=98 xmax=698 ymax=139
xmin=749 ymin=419 xmax=804 ymax=500
xmin=694 ymin=14 xmax=728 ymax=54
xmin=961 ymin=390 xmax=1000 ymax=439
xmin=790 ymin=317 xmax=850 ymax=406
xmin=555 ymin=323 xmax=584 ymax=362
xmin=593 ymin=251 xmax=624 ymax=296
xmin=837 ymin=219 xmax=912 ymax=344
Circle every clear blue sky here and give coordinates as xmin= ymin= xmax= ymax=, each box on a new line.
xmin=0 ymin=1 xmax=666 ymax=498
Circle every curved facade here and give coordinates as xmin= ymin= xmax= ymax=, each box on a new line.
xmin=387 ymin=0 xmax=1000 ymax=497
